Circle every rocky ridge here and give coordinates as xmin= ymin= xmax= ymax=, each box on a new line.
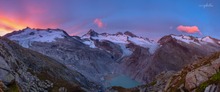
xmin=164 ymin=52 xmax=220 ymax=92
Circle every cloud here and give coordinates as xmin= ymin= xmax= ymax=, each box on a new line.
xmin=176 ymin=25 xmax=201 ymax=34
xmin=94 ymin=18 xmax=104 ymax=28
xmin=0 ymin=16 xmax=25 ymax=34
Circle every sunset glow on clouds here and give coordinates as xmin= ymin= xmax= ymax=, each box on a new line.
xmin=0 ymin=15 xmax=58 ymax=36
xmin=0 ymin=16 xmax=26 ymax=35
xmin=94 ymin=18 xmax=104 ymax=28
xmin=0 ymin=0 xmax=220 ymax=38
xmin=176 ymin=25 xmax=201 ymax=34
xmin=0 ymin=1 xmax=58 ymax=36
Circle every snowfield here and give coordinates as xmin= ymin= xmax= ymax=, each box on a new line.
xmin=8 ymin=28 xmax=66 ymax=47
xmin=82 ymin=32 xmax=159 ymax=54
xmin=171 ymin=35 xmax=217 ymax=45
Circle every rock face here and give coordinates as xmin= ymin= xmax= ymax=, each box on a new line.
xmin=117 ymin=34 xmax=220 ymax=84
xmin=110 ymin=52 xmax=220 ymax=92
xmin=0 ymin=80 xmax=6 ymax=92
xmin=185 ymin=58 xmax=220 ymax=90
xmin=82 ymin=29 xmax=99 ymax=37
xmin=162 ymin=52 xmax=220 ymax=92
xmin=5 ymin=28 xmax=120 ymax=87
xmin=0 ymin=37 xmax=99 ymax=92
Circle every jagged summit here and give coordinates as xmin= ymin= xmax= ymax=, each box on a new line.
xmin=158 ymin=34 xmax=220 ymax=45
xmin=116 ymin=32 xmax=123 ymax=35
xmin=5 ymin=27 xmax=69 ymax=37
xmin=85 ymin=29 xmax=99 ymax=37
xmin=81 ymin=29 xmax=159 ymax=54
xmin=124 ymin=31 xmax=137 ymax=37
xmin=82 ymin=29 xmax=139 ymax=38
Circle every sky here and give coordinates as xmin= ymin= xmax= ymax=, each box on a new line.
xmin=0 ymin=0 xmax=220 ymax=39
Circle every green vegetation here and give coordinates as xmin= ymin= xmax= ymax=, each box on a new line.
xmin=210 ymin=72 xmax=220 ymax=81
xmin=196 ymin=72 xmax=220 ymax=92
xmin=6 ymin=81 xmax=20 ymax=92
xmin=111 ymin=86 xmax=140 ymax=92
xmin=165 ymin=52 xmax=220 ymax=92
xmin=149 ymin=81 xmax=157 ymax=86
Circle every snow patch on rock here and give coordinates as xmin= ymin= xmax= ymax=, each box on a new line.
xmin=83 ymin=40 xmax=96 ymax=48
xmin=81 ymin=32 xmax=159 ymax=54
xmin=171 ymin=35 xmax=200 ymax=45
xmin=128 ymin=37 xmax=159 ymax=54
xmin=201 ymin=36 xmax=215 ymax=44
xmin=118 ymin=43 xmax=132 ymax=56
xmin=81 ymin=35 xmax=90 ymax=39
xmin=171 ymin=35 xmax=220 ymax=46
xmin=92 ymin=35 xmax=129 ymax=44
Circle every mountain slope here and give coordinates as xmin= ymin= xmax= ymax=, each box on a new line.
xmin=5 ymin=28 xmax=120 ymax=87
xmin=113 ymin=34 xmax=220 ymax=83
xmin=5 ymin=28 xmax=220 ymax=89
xmin=152 ymin=34 xmax=220 ymax=72
xmin=0 ymin=37 xmax=99 ymax=92
xmin=163 ymin=52 xmax=220 ymax=92
xmin=82 ymin=29 xmax=159 ymax=54
xmin=108 ymin=52 xmax=220 ymax=92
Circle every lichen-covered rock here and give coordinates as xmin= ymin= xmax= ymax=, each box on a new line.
xmin=185 ymin=58 xmax=220 ymax=90
xmin=158 ymin=52 xmax=220 ymax=92
xmin=0 ymin=80 xmax=6 ymax=92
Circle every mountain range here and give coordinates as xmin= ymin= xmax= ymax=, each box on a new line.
xmin=1 ymin=27 xmax=220 ymax=92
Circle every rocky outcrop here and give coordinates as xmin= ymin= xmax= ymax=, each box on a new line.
xmin=94 ymin=40 xmax=123 ymax=60
xmin=185 ymin=57 xmax=220 ymax=90
xmin=124 ymin=31 xmax=137 ymax=37
xmin=120 ymin=43 xmax=152 ymax=82
xmin=83 ymin=29 xmax=99 ymax=37
xmin=143 ymin=35 xmax=220 ymax=82
xmin=27 ymin=38 xmax=117 ymax=85
xmin=0 ymin=80 xmax=5 ymax=92
xmin=110 ymin=52 xmax=220 ymax=92
xmin=163 ymin=52 xmax=220 ymax=92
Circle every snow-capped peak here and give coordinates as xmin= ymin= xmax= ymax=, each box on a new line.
xmin=6 ymin=27 xmax=68 ymax=48
xmin=81 ymin=30 xmax=159 ymax=54
xmin=200 ymin=36 xmax=215 ymax=43
xmin=170 ymin=35 xmax=218 ymax=45
xmin=81 ymin=29 xmax=98 ymax=39
xmin=171 ymin=35 xmax=199 ymax=45
xmin=124 ymin=31 xmax=137 ymax=37
xmin=128 ymin=37 xmax=159 ymax=53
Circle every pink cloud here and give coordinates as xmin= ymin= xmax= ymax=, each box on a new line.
xmin=94 ymin=18 xmax=104 ymax=28
xmin=176 ymin=25 xmax=201 ymax=34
